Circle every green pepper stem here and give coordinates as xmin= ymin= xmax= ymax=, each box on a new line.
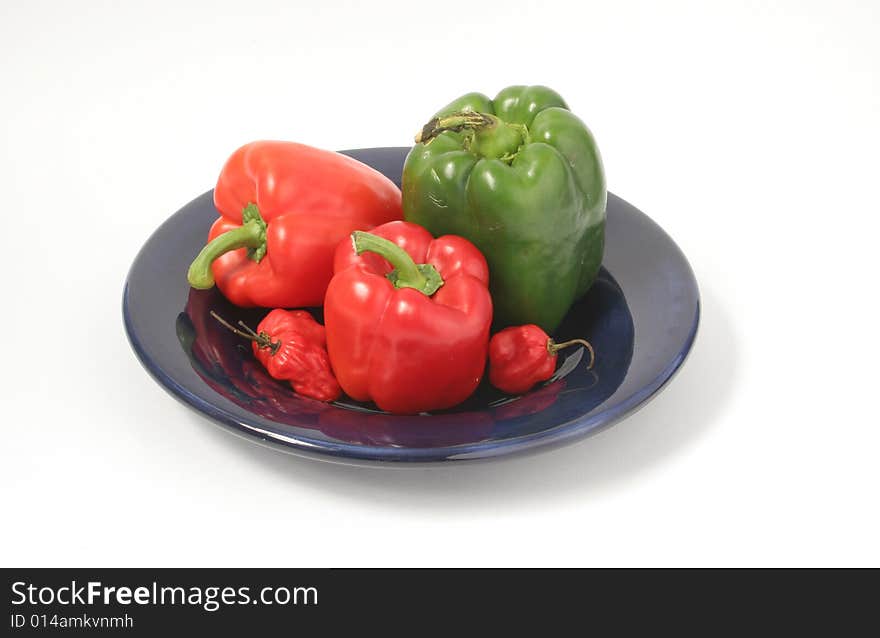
xmin=416 ymin=111 xmax=527 ymax=163
xmin=187 ymin=206 xmax=267 ymax=289
xmin=415 ymin=111 xmax=496 ymax=144
xmin=548 ymin=338 xmax=595 ymax=370
xmin=351 ymin=231 xmax=444 ymax=296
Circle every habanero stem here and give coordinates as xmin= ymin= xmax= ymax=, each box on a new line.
xmin=209 ymin=311 xmax=280 ymax=355
xmin=548 ymin=338 xmax=595 ymax=370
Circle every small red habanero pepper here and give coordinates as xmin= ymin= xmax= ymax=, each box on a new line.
xmin=188 ymin=141 xmax=402 ymax=307
xmin=324 ymin=221 xmax=493 ymax=414
xmin=488 ymin=324 xmax=595 ymax=395
xmin=211 ymin=309 xmax=341 ymax=402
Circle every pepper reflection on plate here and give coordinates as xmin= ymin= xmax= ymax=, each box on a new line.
xmin=175 ymin=265 xmax=633 ymax=450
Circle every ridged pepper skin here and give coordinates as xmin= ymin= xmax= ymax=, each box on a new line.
xmin=187 ymin=141 xmax=403 ymax=308
xmin=402 ymin=85 xmax=606 ymax=332
xmin=324 ymin=221 xmax=492 ymax=414
xmin=251 ymin=309 xmax=341 ymax=403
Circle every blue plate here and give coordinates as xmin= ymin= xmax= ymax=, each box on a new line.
xmin=123 ymin=147 xmax=699 ymax=465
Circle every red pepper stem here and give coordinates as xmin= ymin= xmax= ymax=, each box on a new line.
xmin=351 ymin=231 xmax=444 ymax=296
xmin=209 ymin=311 xmax=280 ymax=355
xmin=547 ymin=338 xmax=595 ymax=370
xmin=187 ymin=204 xmax=268 ymax=289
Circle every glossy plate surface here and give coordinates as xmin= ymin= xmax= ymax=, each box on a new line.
xmin=123 ymin=147 xmax=699 ymax=465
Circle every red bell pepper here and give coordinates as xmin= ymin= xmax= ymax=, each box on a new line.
xmin=187 ymin=141 xmax=402 ymax=307
xmin=488 ymin=324 xmax=595 ymax=395
xmin=324 ymin=221 xmax=493 ymax=414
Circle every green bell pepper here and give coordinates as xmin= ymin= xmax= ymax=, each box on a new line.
xmin=402 ymin=85 xmax=606 ymax=332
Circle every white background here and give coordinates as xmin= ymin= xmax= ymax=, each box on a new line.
xmin=1 ymin=0 xmax=878 ymax=567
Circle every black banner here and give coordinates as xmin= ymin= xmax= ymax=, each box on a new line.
xmin=2 ymin=568 xmax=873 ymax=634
